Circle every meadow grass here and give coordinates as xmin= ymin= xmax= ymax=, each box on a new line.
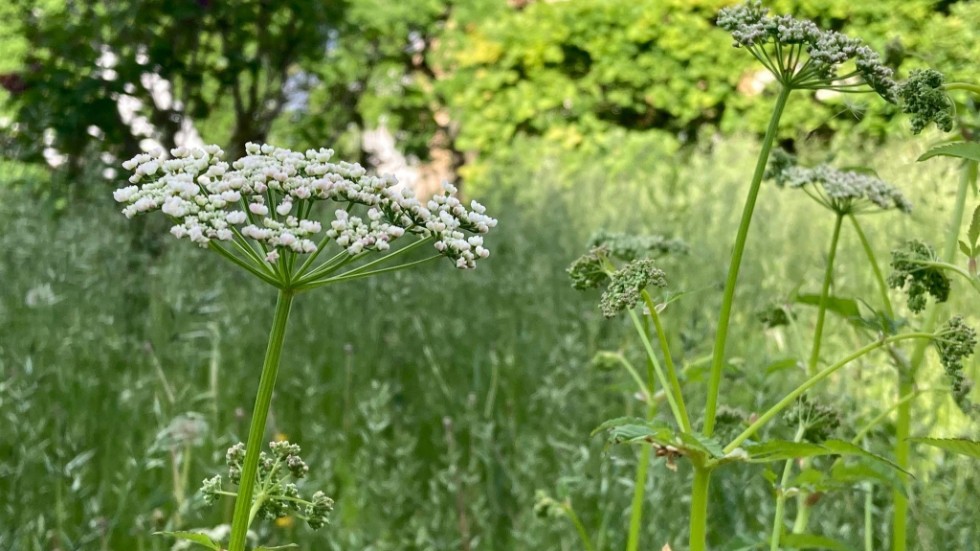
xmin=0 ymin=135 xmax=977 ymax=550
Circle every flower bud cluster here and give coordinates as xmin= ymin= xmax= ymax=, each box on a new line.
xmin=717 ymin=1 xmax=898 ymax=101
xmin=116 ymin=143 xmax=496 ymax=269
xmin=782 ymin=395 xmax=841 ymax=443
xmin=936 ymin=317 xmax=977 ymax=415
xmin=899 ymin=69 xmax=954 ymax=134
xmin=599 ymin=259 xmax=668 ymax=318
xmin=887 ymin=240 xmax=951 ymax=314
xmin=201 ymin=441 xmax=332 ymax=530
xmin=766 ymin=150 xmax=912 ymax=215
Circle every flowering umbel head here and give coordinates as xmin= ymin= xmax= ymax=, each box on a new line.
xmin=115 ymin=144 xmax=496 ymax=286
xmin=568 ymin=243 xmax=670 ymax=319
xmin=203 ymin=441 xmax=333 ymax=530
xmin=717 ymin=1 xmax=898 ymax=100
xmin=766 ymin=150 xmax=912 ymax=215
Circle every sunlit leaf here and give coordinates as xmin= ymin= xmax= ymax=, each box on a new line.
xmin=780 ymin=533 xmax=856 ymax=551
xmin=916 ymin=141 xmax=980 ymax=163
xmin=910 ymin=437 xmax=980 ymax=459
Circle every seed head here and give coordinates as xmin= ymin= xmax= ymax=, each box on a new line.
xmin=567 ymin=247 xmax=611 ymax=290
xmin=936 ymin=317 xmax=977 ymax=415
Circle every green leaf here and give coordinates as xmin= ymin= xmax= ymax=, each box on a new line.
xmin=917 ymin=141 xmax=980 ymax=163
xmin=256 ymin=545 xmax=300 ymax=550
xmin=743 ymin=439 xmax=909 ymax=474
xmin=780 ymin=533 xmax=856 ymax=551
xmin=153 ymin=532 xmax=221 ymax=550
xmin=795 ymin=294 xmax=860 ymax=320
xmin=765 ymin=357 xmax=801 ymax=374
xmin=590 ymin=416 xmax=654 ymax=437
xmin=968 ymin=204 xmax=980 ymax=248
xmin=959 ymin=240 xmax=972 ymax=257
xmin=679 ymin=431 xmax=725 ymax=458
xmin=910 ymin=437 xmax=980 ymax=459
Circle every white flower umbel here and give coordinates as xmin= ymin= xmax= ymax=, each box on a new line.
xmin=115 ymin=144 xmax=498 ymax=551
xmin=116 ymin=143 xmax=497 ymax=290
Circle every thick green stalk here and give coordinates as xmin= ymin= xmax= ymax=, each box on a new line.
xmin=892 ymin=159 xmax=976 ymax=551
xmin=626 ymin=438 xmax=653 ymax=551
xmin=228 ymin=289 xmax=295 ymax=551
xmin=689 ymin=467 xmax=712 ymax=551
xmin=705 ymin=85 xmax=792 ymax=436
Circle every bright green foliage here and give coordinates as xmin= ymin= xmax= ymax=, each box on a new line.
xmin=888 ymin=239 xmax=952 ymax=313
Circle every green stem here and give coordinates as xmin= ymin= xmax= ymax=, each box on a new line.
xmin=849 ymin=215 xmax=895 ymax=319
xmin=892 ymin=159 xmax=976 ymax=551
xmin=626 ymin=444 xmax=652 ymax=551
xmin=724 ymin=333 xmax=935 ymax=453
xmin=771 ymin=425 xmax=807 ymax=551
xmin=807 ymin=213 xmax=844 ymax=375
xmin=228 ymin=289 xmax=295 ymax=551
xmin=642 ymin=291 xmax=692 ymax=432
xmin=562 ymin=503 xmax=596 ymax=551
xmin=628 ymin=310 xmax=687 ymax=430
xmin=865 ymin=482 xmax=875 ymax=551
xmin=689 ymin=467 xmax=712 ymax=551
xmin=296 ymin=255 xmax=441 ymax=291
xmin=705 ymin=84 xmax=793 ymax=436
xmin=943 ymin=82 xmax=980 ymax=95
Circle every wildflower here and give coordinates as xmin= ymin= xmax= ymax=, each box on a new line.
xmin=899 ymin=69 xmax=954 ymax=134
xmin=717 ymin=1 xmax=898 ymax=101
xmin=936 ymin=317 xmax=977 ymax=414
xmin=600 ymin=259 xmax=668 ymax=318
xmin=766 ymin=150 xmax=912 ymax=215
xmin=887 ymin=240 xmax=951 ymax=314
xmin=115 ymin=144 xmax=496 ymax=270
xmin=305 ymin=491 xmax=334 ymax=530
xmin=567 ymin=248 xmax=611 ymax=290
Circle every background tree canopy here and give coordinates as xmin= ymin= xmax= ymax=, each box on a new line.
xmin=1 ymin=0 xmax=978 ymax=194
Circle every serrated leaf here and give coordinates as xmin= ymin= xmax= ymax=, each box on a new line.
xmin=590 ymin=416 xmax=654 ymax=437
xmin=743 ymin=440 xmax=829 ymax=462
xmin=917 ymin=141 xmax=980 ymax=163
xmin=819 ymin=440 xmax=910 ymax=475
xmin=910 ymin=437 xmax=980 ymax=459
xmin=795 ymin=294 xmax=861 ymax=319
xmin=969 ymin=205 xmax=980 ymax=248
xmin=679 ymin=432 xmax=725 ymax=458
xmin=959 ymin=240 xmax=973 ymax=257
xmin=780 ymin=533 xmax=856 ymax=551
xmin=153 ymin=532 xmax=221 ymax=550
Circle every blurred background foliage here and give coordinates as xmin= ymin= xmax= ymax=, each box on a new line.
xmin=0 ymin=1 xmax=978 ymax=550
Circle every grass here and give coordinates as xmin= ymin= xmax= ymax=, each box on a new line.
xmin=0 ymin=134 xmax=977 ymax=550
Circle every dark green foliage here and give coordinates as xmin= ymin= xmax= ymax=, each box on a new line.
xmin=757 ymin=303 xmax=793 ymax=328
xmin=899 ymin=69 xmax=955 ymax=134
xmin=888 ymin=240 xmax=951 ymax=313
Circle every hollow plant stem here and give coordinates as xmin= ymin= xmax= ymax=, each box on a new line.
xmin=892 ymin=159 xmax=976 ymax=551
xmin=228 ymin=288 xmax=295 ymax=551
xmin=689 ymin=467 xmax=712 ymax=551
xmin=705 ymin=84 xmax=792 ymax=436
